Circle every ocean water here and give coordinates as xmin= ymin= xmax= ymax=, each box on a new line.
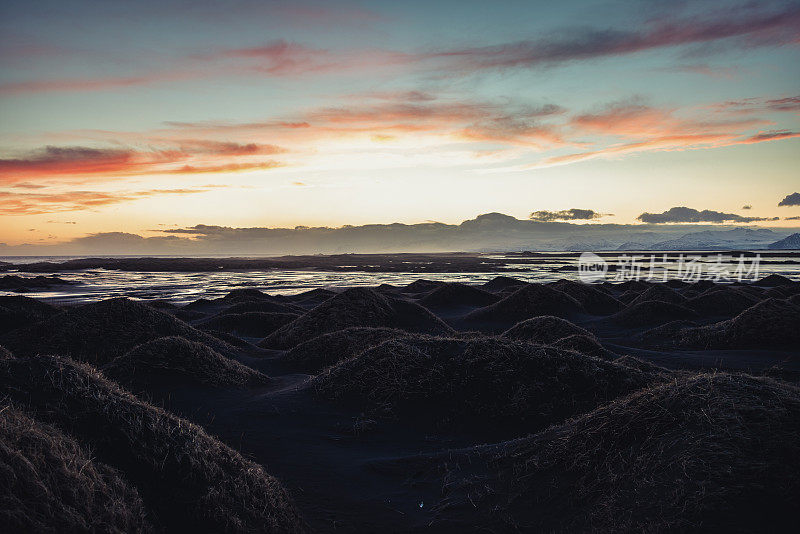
xmin=2 ymin=252 xmax=799 ymax=305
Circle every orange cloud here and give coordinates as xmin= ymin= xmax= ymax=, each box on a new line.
xmin=168 ymin=161 xmax=283 ymax=174
xmin=529 ymin=97 xmax=796 ymax=167
xmin=0 ymin=144 xmax=284 ymax=184
xmin=541 ymin=133 xmax=737 ymax=166
xmin=0 ymin=187 xmax=219 ymax=215
xmin=539 ymin=129 xmax=798 ymax=167
xmin=5 ymin=91 xmax=798 ymax=186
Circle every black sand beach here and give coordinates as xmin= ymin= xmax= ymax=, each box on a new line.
xmin=2 ymin=271 xmax=800 ymax=532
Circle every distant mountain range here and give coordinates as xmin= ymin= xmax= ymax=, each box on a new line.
xmin=768 ymin=233 xmax=800 ymax=250
xmin=616 ymin=228 xmax=783 ymax=251
xmin=1 ymin=213 xmax=798 ymax=255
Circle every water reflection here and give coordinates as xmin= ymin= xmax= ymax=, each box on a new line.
xmin=1 ymin=253 xmax=798 ymax=305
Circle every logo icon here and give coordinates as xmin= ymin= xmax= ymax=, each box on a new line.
xmin=578 ymin=252 xmax=607 ymax=283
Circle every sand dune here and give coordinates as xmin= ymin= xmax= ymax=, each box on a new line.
xmin=608 ymin=299 xmax=699 ymax=327
xmin=0 ymin=354 xmax=306 ymax=533
xmin=1 ymin=275 xmax=798 ymax=532
xmin=282 ymin=326 xmax=404 ymax=373
xmin=0 ymin=403 xmax=153 ymax=533
xmin=199 ymin=311 xmax=299 ymax=338
xmin=679 ymin=298 xmax=800 ymax=349
xmin=418 ymin=282 xmax=499 ymax=310
xmin=0 ymin=298 xmax=232 ymax=366
xmin=502 ymin=315 xmax=594 ymax=343
xmin=314 ymin=336 xmax=653 ymax=436
xmin=551 ymin=279 xmax=623 ymax=314
xmin=462 ymin=284 xmax=585 ymax=331
xmin=103 ymin=336 xmax=270 ymax=389
xmin=260 ymin=287 xmax=452 ymax=349
xmin=0 ymin=295 xmax=60 ymax=335
xmin=429 ymin=373 xmax=800 ymax=532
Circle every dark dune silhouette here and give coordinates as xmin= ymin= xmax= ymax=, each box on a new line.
xmin=1 ymin=274 xmax=798 ymax=532
xmin=663 ymin=279 xmax=691 ymax=289
xmin=628 ymin=284 xmax=687 ymax=306
xmin=0 ymin=298 xmax=232 ymax=366
xmin=688 ymin=279 xmax=717 ymax=291
xmin=0 ymin=403 xmax=153 ymax=533
xmin=0 ymin=274 xmax=74 ymax=290
xmin=198 ymin=311 xmax=299 ymax=338
xmin=286 ymin=288 xmax=336 ymax=308
xmin=609 ymin=300 xmax=699 ymax=327
xmin=462 ymin=284 xmax=585 ymax=331
xmin=550 ymin=279 xmax=623 ymax=314
xmin=183 ymin=297 xmax=215 ymax=310
xmin=551 ymin=333 xmax=615 ymax=360
xmin=614 ymin=280 xmax=652 ymax=292
xmin=313 ymin=336 xmax=652 ymax=436
xmin=418 ymin=282 xmax=499 ymax=310
xmin=613 ymin=354 xmax=675 ymax=377
xmin=220 ymin=288 xmax=276 ymax=302
xmin=763 ymin=284 xmax=800 ymax=299
xmin=617 ymin=289 xmax=641 ymax=303
xmin=375 ymin=283 xmax=402 ymax=293
xmin=259 ymin=287 xmax=452 ymax=349
xmin=679 ymin=298 xmax=800 ymax=349
xmin=103 ymin=336 xmax=269 ymax=389
xmin=635 ymin=320 xmax=700 ymax=348
xmin=686 ymin=287 xmax=759 ymax=315
xmin=502 ymin=315 xmax=594 ymax=344
xmin=217 ymin=299 xmax=305 ymax=315
xmin=481 ymin=276 xmax=528 ymax=293
xmin=0 ymin=295 xmax=59 ymax=335
xmin=201 ymin=329 xmax=259 ymax=349
xmin=282 ymin=327 xmax=404 ymax=373
xmin=432 ymin=373 xmax=800 ymax=532
xmin=399 ymin=279 xmax=446 ymax=294
xmin=0 ymin=354 xmax=306 ymax=533
xmin=170 ymin=308 xmax=208 ymax=322
xmin=729 ymin=283 xmax=767 ymax=298
xmin=752 ymin=273 xmax=795 ymax=286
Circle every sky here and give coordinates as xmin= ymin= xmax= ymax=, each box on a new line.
xmin=0 ymin=0 xmax=799 ymax=249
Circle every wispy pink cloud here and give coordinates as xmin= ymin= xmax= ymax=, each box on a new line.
xmin=0 ymin=143 xmax=284 ymax=184
xmin=0 ymin=187 xmax=221 ymax=215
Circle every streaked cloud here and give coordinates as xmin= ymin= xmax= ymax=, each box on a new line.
xmin=0 ymin=187 xmax=222 ymax=215
xmin=2 ymin=3 xmax=798 ymax=95
xmin=0 ymin=144 xmax=283 ymax=184
xmin=423 ymin=3 xmax=800 ymax=72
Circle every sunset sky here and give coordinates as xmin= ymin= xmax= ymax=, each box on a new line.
xmin=1 ymin=0 xmax=799 ymax=247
